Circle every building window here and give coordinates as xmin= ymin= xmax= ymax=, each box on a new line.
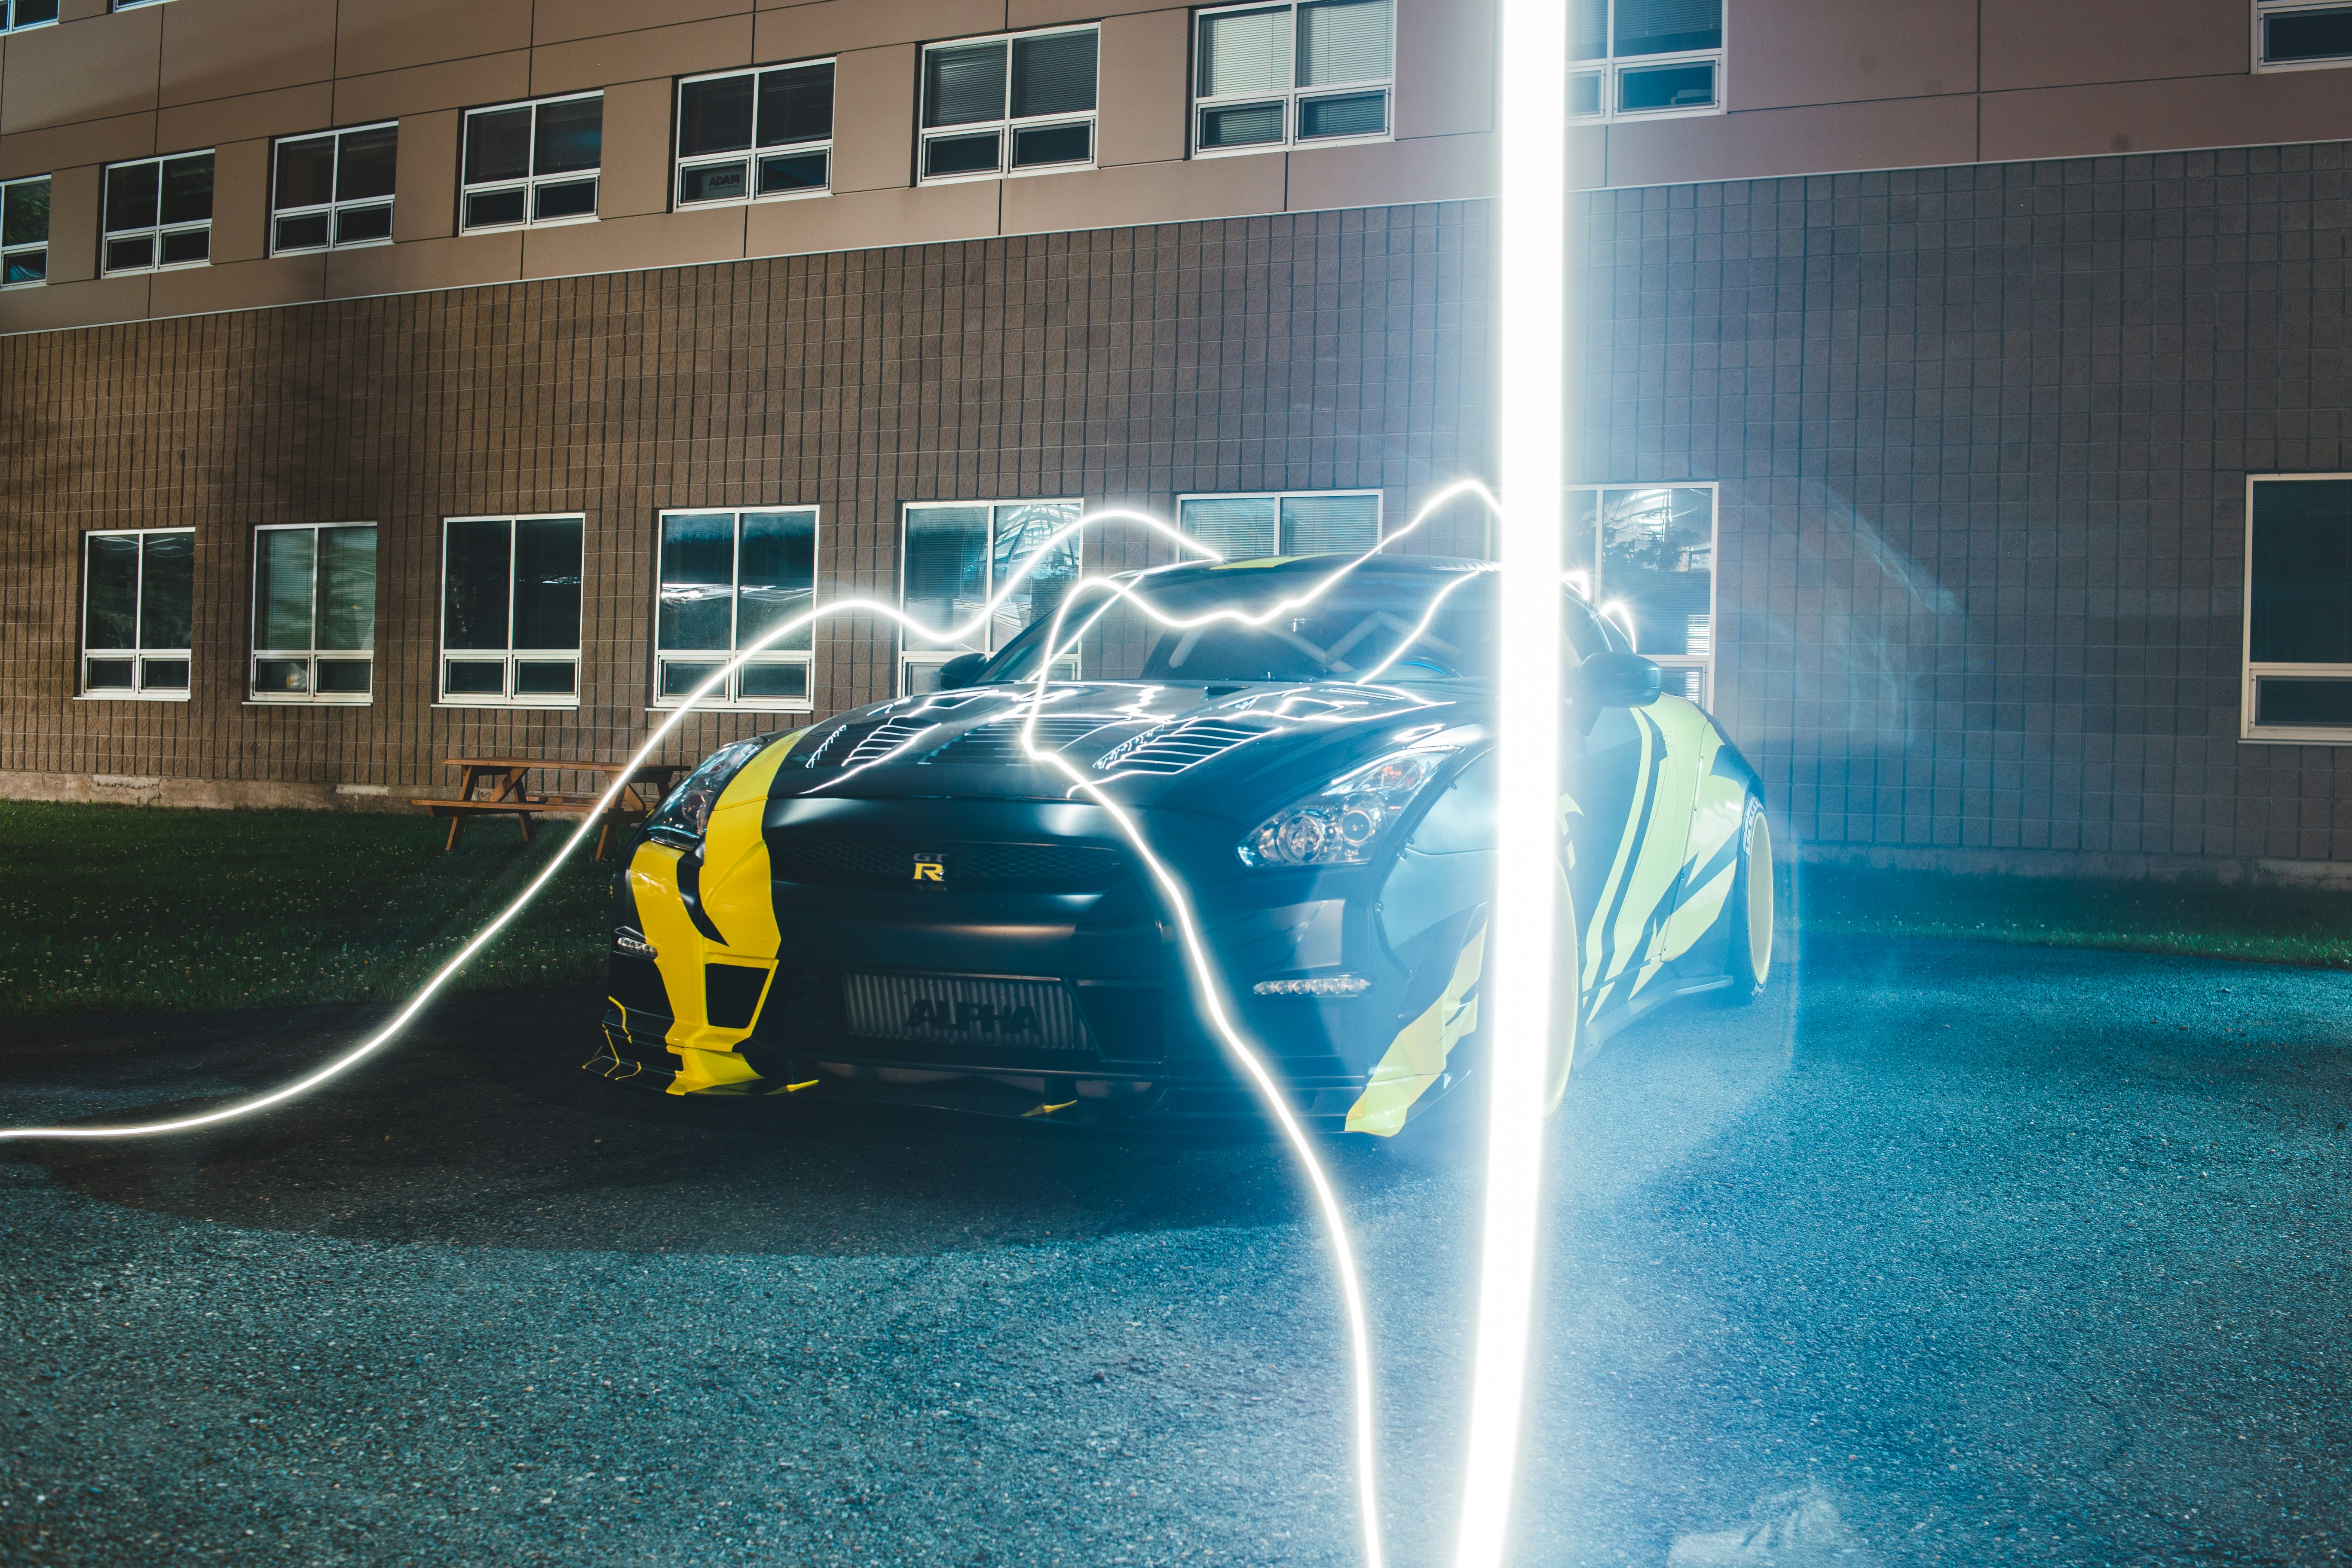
xmin=654 ymin=508 xmax=818 ymax=710
xmin=2241 ymin=475 xmax=2352 ymax=741
xmin=111 ymin=0 xmax=172 ymax=8
xmin=101 ymin=151 xmax=213 ymax=275
xmin=1569 ymin=0 xmax=1724 ymax=120
xmin=439 ymin=515 xmax=584 ymax=706
xmin=1567 ymin=484 xmax=1716 ymax=704
xmin=81 ymin=529 xmax=193 ymax=700
xmin=676 ymin=60 xmax=834 ymax=207
xmin=270 ymin=125 xmax=396 ymax=254
xmin=899 ymin=500 xmax=1081 ymax=692
xmin=251 ymin=524 xmax=376 ymax=704
xmin=1176 ymin=491 xmax=1383 ymax=557
xmin=461 ymin=94 xmax=601 ymax=233
xmin=1193 ymin=0 xmax=1393 ymax=155
xmin=2255 ymin=1 xmax=2352 ymax=68
xmin=1 ymin=175 xmax=48 ymax=285
xmin=1 ymin=2 xmax=59 ymax=34
xmin=918 ymin=26 xmax=1097 ymax=182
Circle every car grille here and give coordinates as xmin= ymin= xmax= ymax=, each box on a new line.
xmin=1096 ymin=720 xmax=1262 ymax=775
xmin=841 ymin=974 xmax=1087 ymax=1052
xmin=769 ymin=837 xmax=1124 ymax=890
xmin=926 ymin=715 xmax=1118 ymax=764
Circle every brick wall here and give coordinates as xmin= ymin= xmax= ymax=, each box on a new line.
xmin=1578 ymin=141 xmax=2352 ymax=872
xmin=0 ymin=202 xmax=1495 ymax=798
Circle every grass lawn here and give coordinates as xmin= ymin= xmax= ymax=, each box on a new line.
xmin=0 ymin=801 xmax=611 ymax=1018
xmin=1795 ymin=861 xmax=2352 ymax=971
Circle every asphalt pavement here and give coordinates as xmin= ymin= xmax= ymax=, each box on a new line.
xmin=2 ymin=934 xmax=2347 ymax=1567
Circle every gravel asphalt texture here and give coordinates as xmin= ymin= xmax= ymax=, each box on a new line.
xmin=1 ymin=934 xmax=2348 ymax=1566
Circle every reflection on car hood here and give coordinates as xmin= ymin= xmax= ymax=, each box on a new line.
xmin=771 ymin=681 xmax=1481 ymax=808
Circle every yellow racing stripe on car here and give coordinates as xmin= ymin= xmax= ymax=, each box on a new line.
xmin=621 ymin=729 xmax=807 ymax=1093
xmin=1344 ymin=922 xmax=1485 ymax=1137
xmin=1657 ymin=733 xmax=1746 ymax=965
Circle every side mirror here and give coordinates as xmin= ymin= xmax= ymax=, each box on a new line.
xmin=934 ymin=652 xmax=991 ymax=691
xmin=1574 ymin=650 xmax=1663 ymax=730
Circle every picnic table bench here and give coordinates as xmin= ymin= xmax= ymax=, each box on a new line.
xmin=415 ymin=756 xmax=687 ymax=860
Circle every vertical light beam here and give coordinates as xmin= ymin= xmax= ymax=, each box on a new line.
xmin=1455 ymin=0 xmax=1567 ymax=1563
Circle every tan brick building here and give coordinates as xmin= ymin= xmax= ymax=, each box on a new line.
xmin=5 ymin=0 xmax=2352 ymax=877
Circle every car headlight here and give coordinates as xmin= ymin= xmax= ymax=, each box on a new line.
xmin=1237 ymin=747 xmax=1458 ymax=868
xmin=645 ymin=736 xmax=774 ymax=841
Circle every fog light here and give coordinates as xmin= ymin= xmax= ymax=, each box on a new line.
xmin=1252 ymin=975 xmax=1372 ymax=997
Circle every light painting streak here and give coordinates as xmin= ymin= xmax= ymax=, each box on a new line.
xmin=0 ymin=482 xmax=1507 ymax=1568
xmin=1456 ymin=0 xmax=1568 ymax=1562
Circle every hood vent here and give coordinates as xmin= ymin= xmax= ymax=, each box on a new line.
xmin=840 ymin=717 xmax=941 ymax=766
xmin=928 ymin=715 xmax=1117 ymax=765
xmin=1096 ymin=720 xmax=1263 ymax=775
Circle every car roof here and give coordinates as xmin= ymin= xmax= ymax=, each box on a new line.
xmin=1143 ymin=553 xmax=1496 ymax=585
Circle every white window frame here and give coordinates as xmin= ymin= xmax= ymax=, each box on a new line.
xmin=1191 ymin=0 xmax=1396 ymax=159
xmin=111 ymin=0 xmax=173 ymax=8
xmin=897 ymin=499 xmax=1084 ymax=693
xmin=80 ymin=527 xmax=194 ymax=702
xmin=674 ymin=59 xmax=836 ymax=210
xmin=917 ymin=25 xmax=1099 ymax=186
xmin=1569 ymin=481 xmax=1718 ymax=707
xmin=2239 ymin=473 xmax=2352 ymax=743
xmin=1 ymin=174 xmax=49 ymax=288
xmin=100 ymin=150 xmax=214 ymax=276
xmin=250 ymin=523 xmax=377 ymax=706
xmin=270 ymin=123 xmax=397 ymax=256
xmin=2253 ymin=1 xmax=2352 ymax=70
xmin=1569 ymin=0 xmax=1727 ymax=123
xmin=437 ymin=514 xmax=585 ymax=709
xmin=1175 ymin=489 xmax=1385 ymax=557
xmin=0 ymin=0 xmax=59 ymax=35
xmin=651 ymin=506 xmax=820 ymax=714
xmin=459 ymin=92 xmax=603 ymax=235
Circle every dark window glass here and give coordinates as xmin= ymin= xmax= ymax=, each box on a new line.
xmin=444 ymin=660 xmax=503 ymax=695
xmin=1011 ymin=30 xmax=1096 ymax=118
xmin=658 ymin=513 xmax=735 ymax=652
xmin=757 ymin=151 xmax=827 ymax=193
xmin=680 ymin=74 xmax=755 ymax=157
xmin=336 ymin=205 xmax=392 ymax=245
xmin=2257 ymin=677 xmax=2352 ymax=726
xmin=5 ymin=251 xmax=46 ymax=284
xmin=1298 ymin=89 xmax=1384 ymax=138
xmin=681 ymin=161 xmax=750 ymax=204
xmin=534 ymin=97 xmax=602 ymax=175
xmin=443 ymin=520 xmax=511 ymax=651
xmin=159 ymin=154 xmax=212 ymax=225
xmin=86 ymin=658 xmax=135 ymax=689
xmin=2249 ymin=479 xmax=2352 ymax=664
xmin=15 ymin=0 xmax=58 ymax=22
xmin=738 ymin=510 xmax=816 ymax=652
xmin=85 ymin=534 xmax=140 ymax=649
xmin=740 ymin=663 xmax=808 ymax=699
xmin=140 ymin=658 xmax=190 ymax=691
xmin=515 ymin=661 xmax=576 ymax=695
xmin=275 ymin=135 xmax=336 ymax=210
xmin=1011 ymin=122 xmax=1090 ymax=167
xmin=255 ymin=529 xmax=314 ymax=650
xmin=1617 ymin=58 xmax=1714 ymax=111
xmin=924 ymin=132 xmax=1000 ymax=178
xmin=317 ymin=527 xmax=376 ymax=650
xmin=159 ymin=229 xmax=210 ymax=265
xmin=903 ymin=506 xmax=990 ymax=652
xmin=105 ymin=162 xmax=159 ymax=232
xmin=660 ymin=660 xmax=723 ymax=698
xmin=2266 ymin=8 xmax=2352 ymax=61
xmin=464 ymin=107 xmax=532 ymax=184
xmin=925 ymin=40 xmax=1007 ymax=127
xmin=758 ymin=61 xmax=833 ymax=145
xmin=534 ymin=179 xmax=597 ymax=220
xmin=275 ymin=213 xmax=329 ymax=251
xmin=464 ymin=189 xmax=527 ymax=229
xmin=513 ymin=518 xmax=583 ymax=650
xmin=316 ymin=661 xmax=371 ymax=695
xmin=105 ymin=236 xmax=154 ymax=272
xmin=1200 ymin=102 xmax=1284 ymax=147
xmin=3 ymin=178 xmax=48 ymax=247
xmin=337 ymin=125 xmax=397 ymax=201
xmin=139 ymin=532 xmax=194 ymax=651
xmin=1612 ymin=0 xmax=1721 ymax=56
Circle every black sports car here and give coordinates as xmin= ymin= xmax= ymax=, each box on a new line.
xmin=588 ymin=554 xmax=1772 ymax=1136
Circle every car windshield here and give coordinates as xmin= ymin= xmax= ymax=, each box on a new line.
xmin=976 ymin=564 xmax=1614 ymax=686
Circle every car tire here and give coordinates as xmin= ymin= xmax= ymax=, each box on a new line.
xmin=1718 ymin=796 xmax=1772 ymax=1005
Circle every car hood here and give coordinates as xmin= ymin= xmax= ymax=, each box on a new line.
xmin=765 ymin=680 xmax=1490 ymax=819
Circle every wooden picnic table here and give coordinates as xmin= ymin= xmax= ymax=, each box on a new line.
xmin=415 ymin=756 xmax=688 ymax=860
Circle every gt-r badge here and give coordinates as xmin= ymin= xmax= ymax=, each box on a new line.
xmin=913 ymin=859 xmax=944 ymax=882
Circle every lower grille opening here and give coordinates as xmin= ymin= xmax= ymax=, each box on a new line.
xmin=705 ymin=964 xmax=770 ymax=1029
xmin=607 ymin=954 xmax=670 ymax=1017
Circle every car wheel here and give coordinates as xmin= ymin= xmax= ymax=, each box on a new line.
xmin=1718 ymin=796 xmax=1772 ymax=1005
